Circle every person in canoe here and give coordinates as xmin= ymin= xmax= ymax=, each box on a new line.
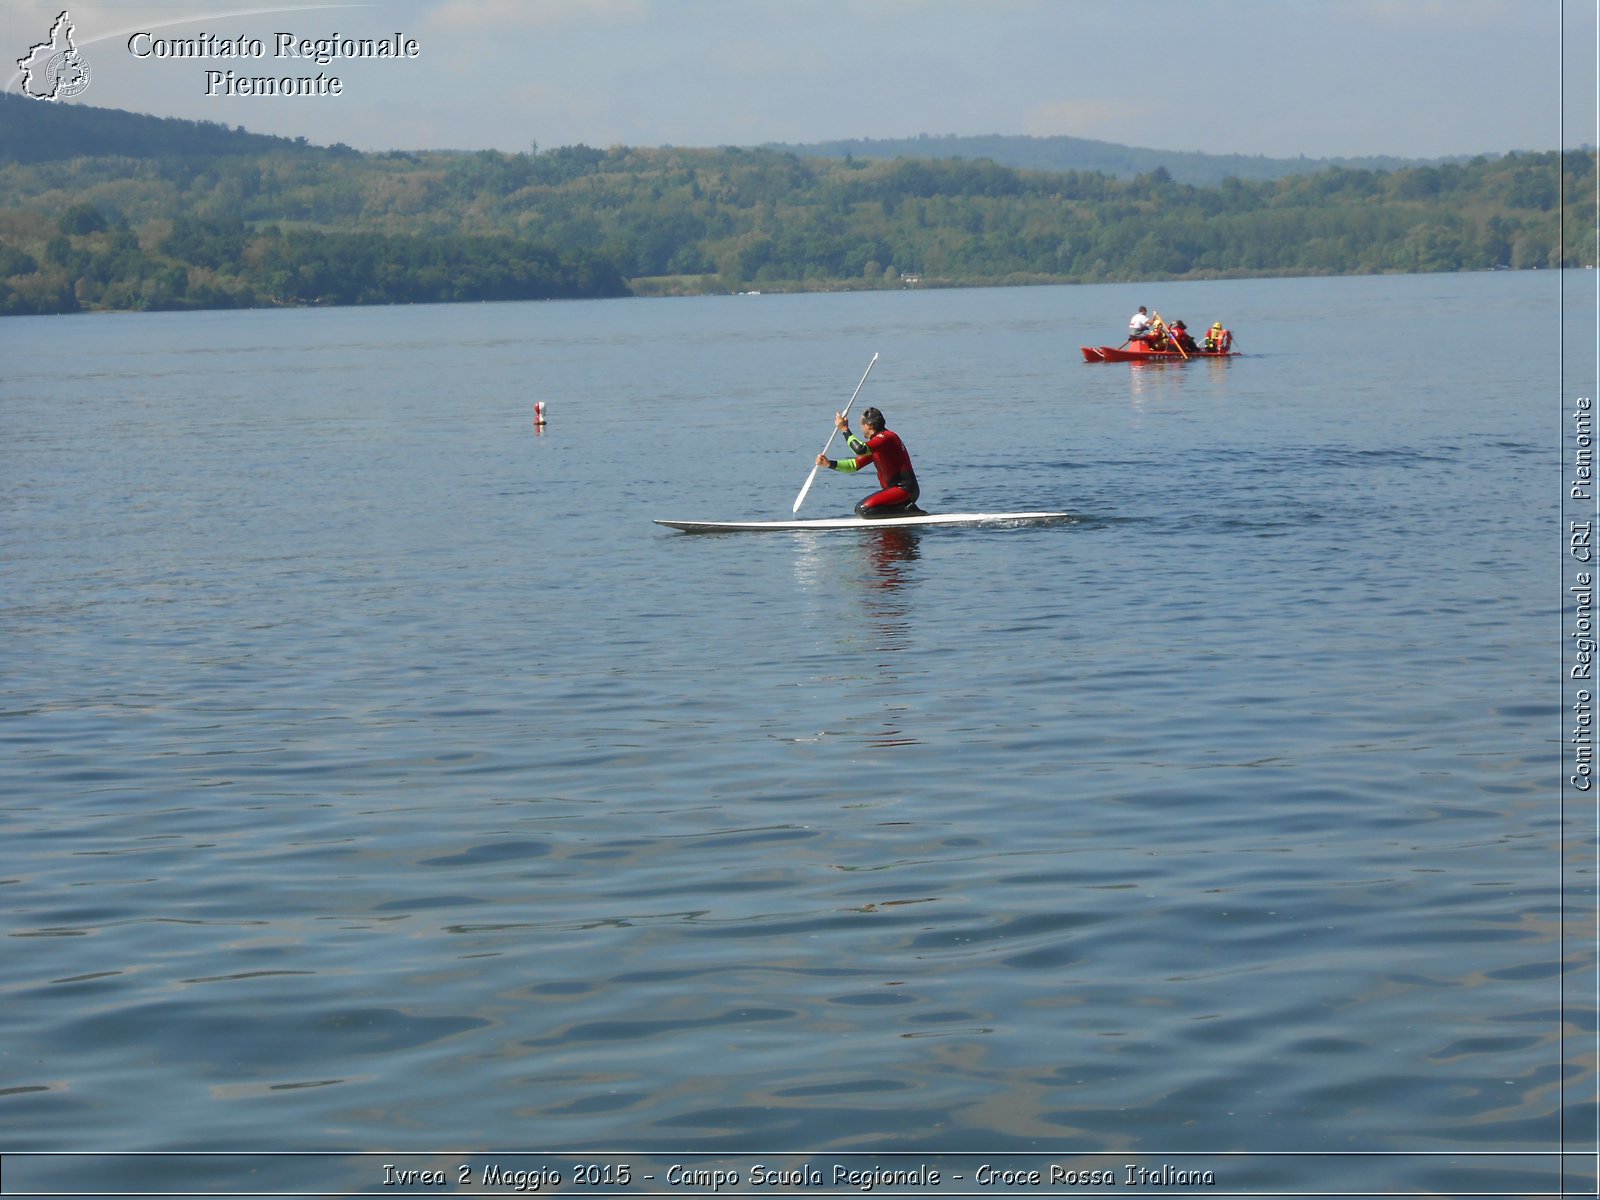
xmin=1144 ymin=314 xmax=1170 ymax=351
xmin=1170 ymin=320 xmax=1198 ymax=353
xmin=1203 ymin=321 xmax=1233 ymax=352
xmin=1128 ymin=305 xmax=1152 ymax=343
xmin=817 ymin=406 xmax=924 ymax=518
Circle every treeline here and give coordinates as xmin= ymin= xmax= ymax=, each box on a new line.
xmin=763 ymin=132 xmax=1439 ymax=186
xmin=0 ymin=203 xmax=627 ymax=314
xmin=0 ymin=91 xmax=331 ymax=163
xmin=0 ymin=98 xmax=1593 ymax=314
xmin=0 ymin=95 xmax=1430 ymax=183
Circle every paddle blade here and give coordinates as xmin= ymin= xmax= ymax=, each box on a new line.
xmin=792 ymin=353 xmax=878 ymax=514
xmin=792 ymin=463 xmax=820 ymax=513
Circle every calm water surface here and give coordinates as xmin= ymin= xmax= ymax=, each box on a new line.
xmin=1 ymin=272 xmax=1591 ymax=1196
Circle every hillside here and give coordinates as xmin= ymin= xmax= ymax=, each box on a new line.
xmin=0 ymin=95 xmax=1430 ymax=183
xmin=761 ymin=133 xmax=1442 ymax=187
xmin=0 ymin=91 xmax=324 ymax=162
xmin=0 ymin=97 xmax=1592 ymax=315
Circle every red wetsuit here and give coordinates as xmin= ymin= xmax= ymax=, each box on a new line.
xmin=840 ymin=428 xmax=920 ymax=517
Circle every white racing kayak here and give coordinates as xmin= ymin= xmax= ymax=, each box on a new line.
xmin=655 ymin=511 xmax=1074 ymax=533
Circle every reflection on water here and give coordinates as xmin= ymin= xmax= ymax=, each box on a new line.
xmin=791 ymin=526 xmax=923 ymax=745
xmin=855 ymin=527 xmax=920 ymax=747
xmin=1125 ymin=354 xmax=1238 ymax=406
xmin=862 ymin=524 xmax=921 ymax=589
xmin=789 ymin=526 xmax=920 ymax=610
xmin=854 ymin=525 xmax=919 ymax=641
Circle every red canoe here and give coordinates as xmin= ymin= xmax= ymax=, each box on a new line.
xmin=1082 ymin=343 xmax=1237 ymax=363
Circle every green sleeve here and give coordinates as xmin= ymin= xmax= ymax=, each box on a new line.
xmin=833 ymin=456 xmax=862 ymax=473
xmin=844 ymin=432 xmax=870 ymax=455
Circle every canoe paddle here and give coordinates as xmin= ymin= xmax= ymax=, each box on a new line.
xmin=1153 ymin=311 xmax=1188 ymax=359
xmin=792 ymin=352 xmax=878 ymax=513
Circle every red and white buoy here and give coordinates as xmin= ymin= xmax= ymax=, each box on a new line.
xmin=533 ymin=401 xmax=546 ymax=427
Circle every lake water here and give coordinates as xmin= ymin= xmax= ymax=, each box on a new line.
xmin=1 ymin=271 xmax=1592 ymax=1197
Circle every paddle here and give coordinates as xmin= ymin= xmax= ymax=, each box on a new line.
xmin=1153 ymin=311 xmax=1187 ymax=359
xmin=792 ymin=352 xmax=878 ymax=513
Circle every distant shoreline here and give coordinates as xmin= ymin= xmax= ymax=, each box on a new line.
xmin=1 ymin=99 xmax=1589 ymax=317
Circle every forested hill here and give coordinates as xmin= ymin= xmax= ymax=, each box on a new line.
xmin=0 ymin=91 xmax=321 ymax=162
xmin=0 ymin=97 xmax=1592 ymax=316
xmin=0 ymin=93 xmax=1435 ymax=182
xmin=762 ymin=133 xmax=1441 ymax=186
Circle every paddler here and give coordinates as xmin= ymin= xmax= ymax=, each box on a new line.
xmin=1128 ymin=305 xmax=1152 ymax=343
xmin=817 ymin=406 xmax=924 ymax=518
xmin=1204 ymin=321 xmax=1232 ymax=352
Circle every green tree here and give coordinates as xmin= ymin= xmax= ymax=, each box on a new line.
xmin=57 ymin=201 xmax=107 ymax=235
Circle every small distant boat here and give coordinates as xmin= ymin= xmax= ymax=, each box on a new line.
xmin=1082 ymin=343 xmax=1237 ymax=363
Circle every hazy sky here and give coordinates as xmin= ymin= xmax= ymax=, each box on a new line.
xmin=6 ymin=0 xmax=1597 ymax=160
